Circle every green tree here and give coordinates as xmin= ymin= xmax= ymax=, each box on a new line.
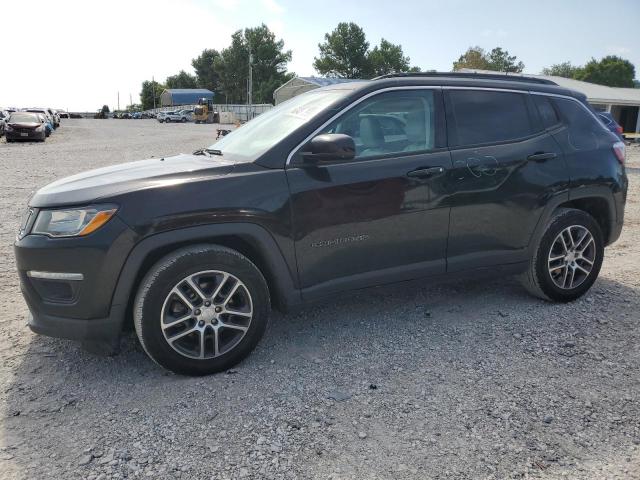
xmin=101 ymin=104 xmax=110 ymax=114
xmin=453 ymin=46 xmax=524 ymax=73
xmin=368 ymin=39 xmax=413 ymax=77
xmin=314 ymin=22 xmax=371 ymax=78
xmin=486 ymin=47 xmax=524 ymax=73
xmin=314 ymin=23 xmax=418 ymax=78
xmin=140 ymin=80 xmax=165 ymax=110
xmin=165 ymin=70 xmax=198 ymax=89
xmin=452 ymin=46 xmax=490 ymax=71
xmin=214 ymin=24 xmax=293 ymax=103
xmin=541 ymin=61 xmax=583 ymax=78
xmin=575 ymin=55 xmax=636 ymax=87
xmin=192 ymin=49 xmax=221 ymax=93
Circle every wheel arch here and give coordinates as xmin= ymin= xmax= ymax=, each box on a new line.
xmin=111 ymin=223 xmax=300 ymax=333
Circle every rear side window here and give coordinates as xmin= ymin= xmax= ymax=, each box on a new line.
xmin=447 ymin=90 xmax=535 ymax=146
xmin=533 ymin=95 xmax=561 ymax=129
xmin=552 ymin=97 xmax=609 ymax=150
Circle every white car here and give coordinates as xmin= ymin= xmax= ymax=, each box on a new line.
xmin=158 ymin=110 xmax=191 ymax=123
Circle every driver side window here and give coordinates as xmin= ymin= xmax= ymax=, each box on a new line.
xmin=321 ymin=89 xmax=436 ymax=160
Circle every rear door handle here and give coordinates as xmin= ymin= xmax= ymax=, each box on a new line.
xmin=527 ymin=152 xmax=557 ymax=162
xmin=406 ymin=166 xmax=445 ymax=178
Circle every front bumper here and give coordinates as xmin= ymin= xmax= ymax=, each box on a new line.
xmin=14 ymin=215 xmax=138 ymax=343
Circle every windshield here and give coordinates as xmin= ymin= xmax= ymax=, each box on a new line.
xmin=208 ymin=89 xmax=351 ymax=160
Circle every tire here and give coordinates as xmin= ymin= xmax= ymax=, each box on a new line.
xmin=165 ymin=118 xmax=171 ymax=123
xmin=181 ymin=117 xmax=187 ymax=123
xmin=134 ymin=244 xmax=270 ymax=375
xmin=521 ymin=208 xmax=604 ymax=302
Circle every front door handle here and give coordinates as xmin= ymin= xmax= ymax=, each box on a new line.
xmin=527 ymin=152 xmax=557 ymax=162
xmin=406 ymin=166 xmax=445 ymax=178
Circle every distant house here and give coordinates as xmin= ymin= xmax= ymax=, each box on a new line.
xmin=160 ymin=88 xmax=214 ymax=107
xmin=273 ymin=77 xmax=362 ymax=105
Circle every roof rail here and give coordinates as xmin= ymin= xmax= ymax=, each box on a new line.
xmin=373 ymin=71 xmax=557 ymax=86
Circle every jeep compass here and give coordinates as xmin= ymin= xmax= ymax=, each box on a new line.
xmin=14 ymin=73 xmax=627 ymax=375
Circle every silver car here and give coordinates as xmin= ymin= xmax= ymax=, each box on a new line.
xmin=159 ymin=110 xmax=192 ymax=123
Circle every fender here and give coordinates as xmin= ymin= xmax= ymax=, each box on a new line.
xmin=109 ymin=223 xmax=302 ymax=330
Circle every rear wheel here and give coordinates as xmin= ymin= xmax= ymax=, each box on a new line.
xmin=181 ymin=117 xmax=187 ymax=123
xmin=134 ymin=245 xmax=270 ymax=375
xmin=521 ymin=208 xmax=604 ymax=302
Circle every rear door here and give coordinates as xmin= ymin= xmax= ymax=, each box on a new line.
xmin=286 ymin=88 xmax=452 ymax=297
xmin=444 ymin=88 xmax=568 ymax=270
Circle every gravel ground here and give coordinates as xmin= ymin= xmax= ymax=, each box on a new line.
xmin=0 ymin=119 xmax=639 ymax=480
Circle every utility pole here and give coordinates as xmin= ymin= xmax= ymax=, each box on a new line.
xmin=117 ymin=91 xmax=120 ymax=111
xmin=152 ymin=76 xmax=156 ymax=110
xmin=129 ymin=93 xmax=133 ymax=110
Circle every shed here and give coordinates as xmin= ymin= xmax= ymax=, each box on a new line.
xmin=273 ymin=77 xmax=361 ymax=105
xmin=160 ymin=89 xmax=214 ymax=107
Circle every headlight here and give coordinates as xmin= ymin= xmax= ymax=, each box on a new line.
xmin=6 ymin=125 xmax=13 ymax=132
xmin=31 ymin=205 xmax=118 ymax=237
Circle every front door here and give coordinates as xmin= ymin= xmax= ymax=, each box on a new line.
xmin=286 ymin=88 xmax=452 ymax=298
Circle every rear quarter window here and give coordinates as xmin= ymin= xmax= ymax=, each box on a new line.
xmin=533 ymin=95 xmax=561 ymax=129
xmin=447 ymin=90 xmax=535 ymax=147
xmin=551 ymin=97 xmax=610 ymax=150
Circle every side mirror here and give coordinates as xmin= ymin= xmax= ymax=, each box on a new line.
xmin=302 ymin=133 xmax=355 ymax=163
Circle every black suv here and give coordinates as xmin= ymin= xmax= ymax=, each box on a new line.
xmin=15 ymin=73 xmax=627 ymax=375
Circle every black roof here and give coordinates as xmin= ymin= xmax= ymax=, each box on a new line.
xmin=321 ymin=72 xmax=584 ymax=101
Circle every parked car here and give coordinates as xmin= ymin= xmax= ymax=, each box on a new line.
xmin=157 ymin=111 xmax=176 ymax=123
xmin=25 ymin=109 xmax=56 ymax=131
xmin=0 ymin=110 xmax=7 ymax=136
xmin=160 ymin=110 xmax=191 ymax=123
xmin=598 ymin=112 xmax=624 ymax=141
xmin=57 ymin=111 xmax=70 ymax=119
xmin=36 ymin=113 xmax=53 ymax=137
xmin=14 ymin=72 xmax=627 ymax=375
xmin=4 ymin=112 xmax=47 ymax=142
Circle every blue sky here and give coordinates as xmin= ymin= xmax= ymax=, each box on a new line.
xmin=1 ymin=0 xmax=638 ymax=110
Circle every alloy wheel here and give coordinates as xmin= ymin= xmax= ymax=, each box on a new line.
xmin=547 ymin=225 xmax=596 ymax=289
xmin=160 ymin=270 xmax=253 ymax=359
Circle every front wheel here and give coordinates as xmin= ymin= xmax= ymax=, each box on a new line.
xmin=134 ymin=245 xmax=270 ymax=375
xmin=521 ymin=208 xmax=604 ymax=302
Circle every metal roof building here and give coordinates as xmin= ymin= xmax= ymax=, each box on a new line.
xmin=160 ymin=89 xmax=214 ymax=107
xmin=460 ymin=69 xmax=640 ymax=135
xmin=273 ymin=77 xmax=361 ymax=105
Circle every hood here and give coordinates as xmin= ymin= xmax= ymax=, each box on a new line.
xmin=30 ymin=153 xmax=235 ymax=207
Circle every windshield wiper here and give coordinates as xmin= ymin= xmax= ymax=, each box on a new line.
xmin=193 ymin=148 xmax=223 ymax=156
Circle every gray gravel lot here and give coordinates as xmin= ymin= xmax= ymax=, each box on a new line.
xmin=1 ymin=119 xmax=639 ymax=479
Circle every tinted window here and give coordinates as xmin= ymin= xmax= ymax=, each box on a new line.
xmin=552 ymin=97 xmax=609 ymax=150
xmin=533 ymin=95 xmax=561 ymax=129
xmin=448 ymin=90 xmax=534 ymax=146
xmin=321 ymin=90 xmax=437 ymax=159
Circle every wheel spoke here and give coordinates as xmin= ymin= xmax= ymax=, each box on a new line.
xmin=172 ymin=288 xmax=197 ymax=310
xmin=574 ymin=229 xmax=590 ymax=250
xmin=567 ymin=267 xmax=576 ymax=289
xmin=162 ymin=314 xmax=192 ymax=330
xmin=167 ymin=326 xmax=197 ymax=343
xmin=185 ymin=277 xmax=206 ymax=302
xmin=222 ymin=282 xmax=242 ymax=306
xmin=212 ymin=273 xmax=230 ymax=300
xmin=575 ymin=263 xmax=591 ymax=276
xmin=213 ymin=327 xmax=220 ymax=356
xmin=198 ymin=330 xmax=206 ymax=359
xmin=549 ymin=254 xmax=565 ymax=263
xmin=577 ymin=237 xmax=594 ymax=254
xmin=560 ymin=266 xmax=569 ymax=288
xmin=224 ymin=308 xmax=252 ymax=318
xmin=578 ymin=256 xmax=594 ymax=266
xmin=222 ymin=323 xmax=248 ymax=333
